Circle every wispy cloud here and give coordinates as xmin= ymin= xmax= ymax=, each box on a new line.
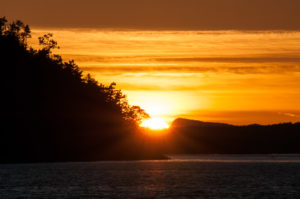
xmin=81 ymin=65 xmax=300 ymax=75
xmin=179 ymin=110 xmax=300 ymax=125
xmin=154 ymin=57 xmax=300 ymax=63
xmin=63 ymin=54 xmax=300 ymax=63
xmin=279 ymin=112 xmax=300 ymax=118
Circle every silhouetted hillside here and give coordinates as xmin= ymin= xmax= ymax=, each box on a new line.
xmin=1 ymin=17 xmax=166 ymax=163
xmin=168 ymin=118 xmax=300 ymax=154
xmin=172 ymin=118 xmax=232 ymax=128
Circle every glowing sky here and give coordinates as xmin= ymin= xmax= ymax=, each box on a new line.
xmin=2 ymin=0 xmax=300 ymax=124
xmin=27 ymin=29 xmax=300 ymax=124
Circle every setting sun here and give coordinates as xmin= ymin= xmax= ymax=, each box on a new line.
xmin=140 ymin=117 xmax=169 ymax=130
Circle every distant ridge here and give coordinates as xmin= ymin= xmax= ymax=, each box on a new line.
xmin=168 ymin=118 xmax=300 ymax=154
xmin=171 ymin=118 xmax=232 ymax=128
xmin=171 ymin=118 xmax=300 ymax=128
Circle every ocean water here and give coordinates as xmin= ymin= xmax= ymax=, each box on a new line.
xmin=1 ymin=155 xmax=300 ymax=199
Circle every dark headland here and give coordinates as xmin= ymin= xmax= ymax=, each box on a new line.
xmin=1 ymin=18 xmax=300 ymax=163
xmin=168 ymin=118 xmax=300 ymax=154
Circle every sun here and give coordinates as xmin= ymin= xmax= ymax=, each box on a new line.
xmin=140 ymin=117 xmax=169 ymax=130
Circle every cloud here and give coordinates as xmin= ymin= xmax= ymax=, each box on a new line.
xmin=63 ymin=54 xmax=300 ymax=64
xmin=2 ymin=0 xmax=300 ymax=30
xmin=179 ymin=110 xmax=300 ymax=125
xmin=80 ymin=65 xmax=300 ymax=75
xmin=60 ymin=53 xmax=300 ymax=75
xmin=119 ymin=83 xmax=204 ymax=91
xmin=279 ymin=112 xmax=300 ymax=118
xmin=154 ymin=57 xmax=300 ymax=63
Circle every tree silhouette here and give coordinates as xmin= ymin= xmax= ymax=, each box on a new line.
xmin=1 ymin=17 xmax=154 ymax=163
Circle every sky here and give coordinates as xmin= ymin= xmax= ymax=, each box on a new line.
xmin=2 ymin=0 xmax=300 ymax=124
xmin=2 ymin=0 xmax=300 ymax=30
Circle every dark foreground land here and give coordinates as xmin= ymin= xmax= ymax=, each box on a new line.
xmin=2 ymin=18 xmax=300 ymax=163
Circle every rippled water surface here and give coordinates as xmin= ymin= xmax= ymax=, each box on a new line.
xmin=1 ymin=155 xmax=300 ymax=199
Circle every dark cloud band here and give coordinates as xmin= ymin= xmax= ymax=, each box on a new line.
xmin=2 ymin=0 xmax=300 ymax=30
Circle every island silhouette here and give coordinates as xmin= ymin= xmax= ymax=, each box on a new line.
xmin=2 ymin=17 xmax=299 ymax=163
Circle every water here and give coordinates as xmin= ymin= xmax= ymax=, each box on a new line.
xmin=1 ymin=155 xmax=300 ymax=199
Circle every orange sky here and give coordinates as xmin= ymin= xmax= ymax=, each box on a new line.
xmin=3 ymin=0 xmax=300 ymax=124
xmin=28 ymin=29 xmax=300 ymax=125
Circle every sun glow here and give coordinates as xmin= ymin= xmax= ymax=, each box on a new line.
xmin=140 ymin=117 xmax=169 ymax=130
